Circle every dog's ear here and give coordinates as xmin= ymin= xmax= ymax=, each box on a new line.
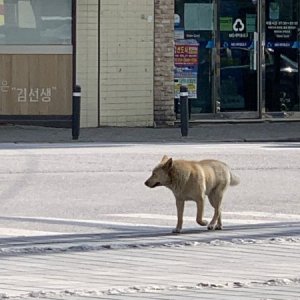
xmin=161 ymin=155 xmax=169 ymax=163
xmin=162 ymin=158 xmax=173 ymax=171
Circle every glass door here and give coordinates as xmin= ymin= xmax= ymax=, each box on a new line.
xmin=265 ymin=0 xmax=300 ymax=114
xmin=218 ymin=0 xmax=259 ymax=116
xmin=175 ymin=0 xmax=214 ymax=115
xmin=174 ymin=0 xmax=300 ymax=119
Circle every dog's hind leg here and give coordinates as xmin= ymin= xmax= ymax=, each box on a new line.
xmin=196 ymin=195 xmax=208 ymax=226
xmin=173 ymin=198 xmax=185 ymax=233
xmin=215 ymin=213 xmax=223 ymax=230
xmin=208 ymin=188 xmax=225 ymax=230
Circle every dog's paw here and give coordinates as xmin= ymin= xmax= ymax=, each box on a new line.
xmin=207 ymin=224 xmax=215 ymax=230
xmin=215 ymin=224 xmax=223 ymax=230
xmin=197 ymin=219 xmax=208 ymax=226
xmin=172 ymin=228 xmax=182 ymax=234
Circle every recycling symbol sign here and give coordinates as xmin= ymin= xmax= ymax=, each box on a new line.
xmin=233 ymin=19 xmax=245 ymax=32
xmin=228 ymin=17 xmax=249 ymax=39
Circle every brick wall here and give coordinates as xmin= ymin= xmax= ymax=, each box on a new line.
xmin=76 ymin=0 xmax=99 ymax=127
xmin=154 ymin=0 xmax=175 ymax=126
xmin=99 ymin=0 xmax=154 ymax=127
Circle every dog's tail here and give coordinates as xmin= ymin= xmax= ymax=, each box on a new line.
xmin=230 ymin=172 xmax=240 ymax=186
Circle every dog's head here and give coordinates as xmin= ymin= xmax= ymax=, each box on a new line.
xmin=144 ymin=155 xmax=173 ymax=188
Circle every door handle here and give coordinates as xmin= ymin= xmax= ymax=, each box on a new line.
xmin=253 ymin=32 xmax=258 ymax=71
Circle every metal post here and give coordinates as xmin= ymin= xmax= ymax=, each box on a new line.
xmin=258 ymin=0 xmax=266 ymax=118
xmin=180 ymin=85 xmax=189 ymax=137
xmin=72 ymin=85 xmax=81 ymax=140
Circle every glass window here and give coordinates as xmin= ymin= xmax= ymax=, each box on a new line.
xmin=0 ymin=0 xmax=72 ymax=45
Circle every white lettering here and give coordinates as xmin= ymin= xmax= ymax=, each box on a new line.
xmin=29 ymin=88 xmax=39 ymax=102
xmin=9 ymin=86 xmax=56 ymax=103
xmin=0 ymin=80 xmax=10 ymax=93
xmin=40 ymin=88 xmax=52 ymax=102
xmin=16 ymin=88 xmax=27 ymax=102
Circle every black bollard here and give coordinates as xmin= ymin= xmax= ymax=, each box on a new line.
xmin=180 ymin=85 xmax=189 ymax=137
xmin=72 ymin=85 xmax=81 ymax=140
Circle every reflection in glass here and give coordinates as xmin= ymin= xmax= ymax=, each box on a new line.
xmin=0 ymin=0 xmax=72 ymax=45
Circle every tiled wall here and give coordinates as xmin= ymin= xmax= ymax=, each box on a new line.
xmin=76 ymin=0 xmax=99 ymax=127
xmin=77 ymin=0 xmax=172 ymax=128
xmin=99 ymin=0 xmax=154 ymax=127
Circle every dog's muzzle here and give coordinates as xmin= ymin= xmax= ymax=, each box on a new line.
xmin=144 ymin=180 xmax=160 ymax=188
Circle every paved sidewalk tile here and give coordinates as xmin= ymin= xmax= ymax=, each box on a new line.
xmin=0 ymin=234 xmax=300 ymax=299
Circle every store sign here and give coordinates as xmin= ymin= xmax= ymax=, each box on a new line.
xmin=174 ymin=40 xmax=199 ymax=99
xmin=229 ymin=18 xmax=248 ymax=38
xmin=0 ymin=80 xmax=56 ymax=103
xmin=220 ymin=15 xmax=256 ymax=47
xmin=0 ymin=54 xmax=72 ymax=115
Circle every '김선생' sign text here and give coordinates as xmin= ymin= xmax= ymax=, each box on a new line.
xmin=0 ymin=80 xmax=56 ymax=103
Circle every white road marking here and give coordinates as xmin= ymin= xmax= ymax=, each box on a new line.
xmin=1 ymin=210 xmax=299 ymax=237
xmin=0 ymin=228 xmax=63 ymax=237
xmin=107 ymin=215 xmax=277 ymax=225
xmin=224 ymin=211 xmax=300 ymax=220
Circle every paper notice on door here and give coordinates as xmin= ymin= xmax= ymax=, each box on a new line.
xmin=184 ymin=3 xmax=213 ymax=31
xmin=220 ymin=17 xmax=233 ymax=31
xmin=246 ymin=14 xmax=256 ymax=33
xmin=269 ymin=1 xmax=280 ymax=20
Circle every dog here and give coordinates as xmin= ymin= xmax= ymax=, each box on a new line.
xmin=145 ymin=155 xmax=240 ymax=233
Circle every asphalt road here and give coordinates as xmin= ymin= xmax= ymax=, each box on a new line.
xmin=0 ymin=142 xmax=299 ymax=236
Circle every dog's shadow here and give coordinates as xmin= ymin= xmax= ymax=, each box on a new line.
xmin=179 ymin=221 xmax=300 ymax=238
xmin=0 ymin=216 xmax=299 ymax=258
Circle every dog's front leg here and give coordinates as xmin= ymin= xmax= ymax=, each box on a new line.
xmin=173 ymin=198 xmax=185 ymax=233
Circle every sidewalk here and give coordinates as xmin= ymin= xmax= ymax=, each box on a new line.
xmin=1 ymin=221 xmax=300 ymax=299
xmin=0 ymin=121 xmax=300 ymax=144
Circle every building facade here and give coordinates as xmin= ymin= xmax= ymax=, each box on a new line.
xmin=0 ymin=0 xmax=299 ymax=127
